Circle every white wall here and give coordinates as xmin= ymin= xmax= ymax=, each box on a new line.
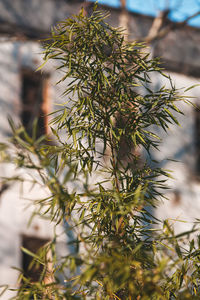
xmin=0 ymin=41 xmax=69 ymax=299
xmin=151 ymin=71 xmax=200 ymax=234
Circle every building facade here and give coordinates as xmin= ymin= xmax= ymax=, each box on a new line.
xmin=0 ymin=1 xmax=200 ymax=298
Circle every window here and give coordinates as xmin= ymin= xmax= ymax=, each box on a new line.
xmin=21 ymin=235 xmax=52 ymax=283
xmin=21 ymin=68 xmax=50 ymax=137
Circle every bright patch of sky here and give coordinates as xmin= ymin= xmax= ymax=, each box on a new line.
xmin=90 ymin=0 xmax=200 ymax=27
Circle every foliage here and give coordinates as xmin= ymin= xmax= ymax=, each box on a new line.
xmin=2 ymin=6 xmax=200 ymax=300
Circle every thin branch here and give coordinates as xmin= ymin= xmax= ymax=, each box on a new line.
xmin=108 ymin=117 xmax=120 ymax=193
xmin=120 ymin=0 xmax=126 ymax=8
xmin=119 ymin=0 xmax=129 ymax=40
xmin=181 ymin=10 xmax=200 ymax=25
xmin=146 ymin=10 xmax=169 ymax=42
xmin=141 ymin=10 xmax=200 ymax=44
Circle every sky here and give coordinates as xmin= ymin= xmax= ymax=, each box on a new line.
xmin=90 ymin=0 xmax=200 ymax=27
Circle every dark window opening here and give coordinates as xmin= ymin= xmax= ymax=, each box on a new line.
xmin=21 ymin=234 xmax=49 ymax=282
xmin=21 ymin=69 xmax=50 ymax=138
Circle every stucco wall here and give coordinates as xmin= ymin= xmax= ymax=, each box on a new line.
xmin=148 ymin=71 xmax=200 ymax=234
xmin=0 ymin=41 xmax=69 ymax=299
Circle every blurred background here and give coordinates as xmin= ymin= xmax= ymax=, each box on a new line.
xmin=0 ymin=0 xmax=200 ymax=298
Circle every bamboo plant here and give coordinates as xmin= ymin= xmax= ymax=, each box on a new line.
xmin=2 ymin=5 xmax=200 ymax=299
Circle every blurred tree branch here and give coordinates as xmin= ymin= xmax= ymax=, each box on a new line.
xmin=118 ymin=0 xmax=200 ymax=44
xmin=142 ymin=10 xmax=200 ymax=43
xmin=119 ymin=0 xmax=129 ymax=40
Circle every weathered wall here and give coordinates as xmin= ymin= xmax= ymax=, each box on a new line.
xmin=0 ymin=0 xmax=80 ymax=31
xmin=148 ymin=71 xmax=200 ymax=234
xmin=0 ymin=41 xmax=70 ymax=299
